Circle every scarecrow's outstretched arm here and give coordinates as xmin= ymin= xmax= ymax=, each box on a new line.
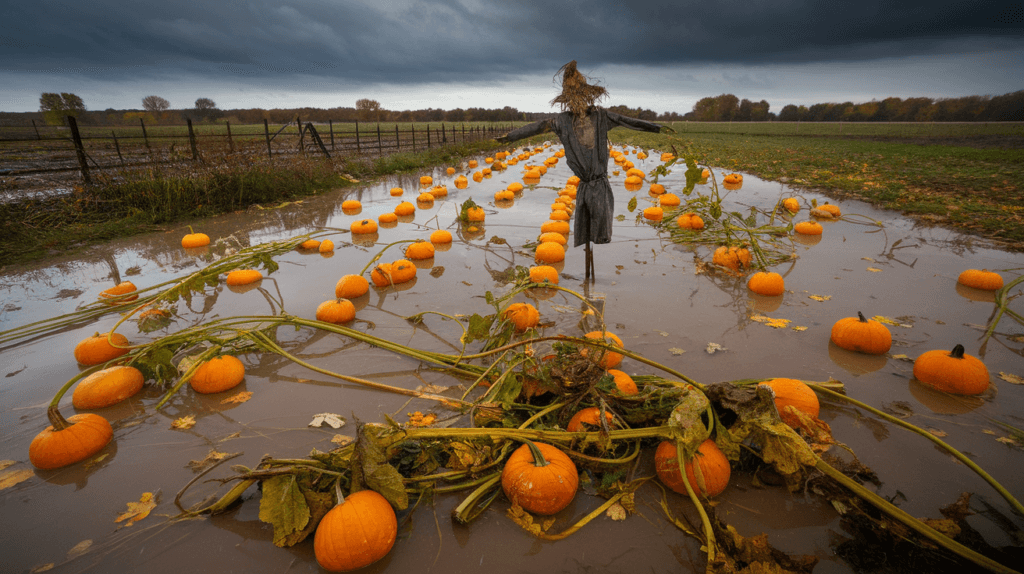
xmin=496 ymin=119 xmax=553 ymax=144
xmin=606 ymin=110 xmax=665 ymax=134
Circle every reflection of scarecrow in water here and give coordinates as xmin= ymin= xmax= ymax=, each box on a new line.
xmin=497 ymin=61 xmax=673 ymax=278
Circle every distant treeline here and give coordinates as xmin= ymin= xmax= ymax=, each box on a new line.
xmin=1 ymin=89 xmax=1020 ymax=128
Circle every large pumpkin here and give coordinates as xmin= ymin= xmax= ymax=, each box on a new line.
xmin=405 ymin=241 xmax=435 ymax=260
xmin=181 ymin=229 xmax=210 ymax=248
xmin=503 ymin=303 xmax=540 ymax=332
xmin=30 ymin=407 xmax=113 ymax=470
xmin=582 ymin=331 xmax=624 ymax=369
xmin=316 ymin=299 xmax=356 ymax=324
xmin=430 ymin=230 xmax=453 ymax=244
xmin=74 ymin=332 xmax=130 ymax=366
xmin=655 ymin=439 xmax=730 ymax=497
xmin=747 ymin=272 xmax=785 ymax=296
xmin=830 ymin=312 xmax=891 ymax=355
xmin=606 ymin=369 xmax=638 ymax=395
xmin=314 ymin=489 xmax=397 ymax=572
xmin=535 ymin=242 xmax=565 ymax=263
xmin=913 ymin=344 xmax=989 ymax=395
xmin=72 ymin=365 xmax=145 ymax=409
xmin=226 ymin=269 xmax=262 ymax=286
xmin=794 ymin=221 xmax=823 ymax=235
xmin=190 ymin=355 xmax=245 ymax=394
xmin=957 ymin=269 xmax=1003 ymax=291
xmin=758 ymin=378 xmax=820 ymax=427
xmin=99 ymin=281 xmax=138 ymax=304
xmin=335 ymin=275 xmax=369 ymax=299
xmin=529 ymin=265 xmax=559 ymax=285
xmin=501 ymin=441 xmax=578 ymax=515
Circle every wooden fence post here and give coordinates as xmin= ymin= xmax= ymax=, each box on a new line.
xmin=462 ymin=124 xmax=465 ymax=142
xmin=111 ymin=130 xmax=125 ymax=166
xmin=297 ymin=116 xmax=304 ymax=154
xmin=139 ymin=118 xmax=150 ymax=150
xmin=186 ymin=119 xmax=200 ymax=161
xmin=395 ymin=124 xmax=400 ymax=151
xmin=427 ymin=125 xmax=431 ymax=148
xmin=376 ymin=123 xmax=382 ymax=155
xmin=441 ymin=122 xmax=447 ymax=144
xmin=355 ymin=121 xmax=361 ymax=154
xmin=225 ymin=121 xmax=234 ymax=152
xmin=305 ymin=123 xmax=331 ymax=158
xmin=31 ymin=119 xmax=41 ymax=140
xmin=67 ymin=115 xmax=90 ymax=185
xmin=328 ymin=120 xmax=335 ymax=151
xmin=264 ymin=119 xmax=272 ymax=158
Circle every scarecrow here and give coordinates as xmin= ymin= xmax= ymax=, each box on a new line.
xmin=497 ymin=61 xmax=673 ymax=279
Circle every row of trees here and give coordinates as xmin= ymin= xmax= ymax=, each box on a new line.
xmin=775 ymin=91 xmax=1024 ymax=122
xmin=37 ymin=94 xmax=222 ymax=125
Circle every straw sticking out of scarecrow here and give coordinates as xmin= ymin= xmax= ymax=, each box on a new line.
xmin=551 ymin=61 xmax=607 ymax=151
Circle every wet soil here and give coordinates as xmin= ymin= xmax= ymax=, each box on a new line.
xmin=1 ymin=144 xmax=1022 ymax=574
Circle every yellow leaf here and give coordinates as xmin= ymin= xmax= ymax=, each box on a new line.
xmin=66 ymin=540 xmax=92 ymax=560
xmin=188 ymin=450 xmax=231 ymax=471
xmin=220 ymin=391 xmax=253 ymax=404
xmin=892 ymin=354 xmax=913 ymax=362
xmin=606 ymin=502 xmax=628 ymax=521
xmin=0 ymin=460 xmax=17 ymax=471
xmin=171 ymin=415 xmax=196 ymax=430
xmin=983 ymin=429 xmax=997 ymax=435
xmin=331 ymin=434 xmax=354 ymax=447
xmin=115 ymin=492 xmax=157 ymax=527
xmin=791 ymin=326 xmax=808 ymax=332
xmin=866 ymin=267 xmax=882 ymax=272
xmin=808 ymin=294 xmax=831 ymax=302
xmin=669 ymin=347 xmax=686 ymax=355
xmin=407 ymin=411 xmax=437 ymax=427
xmin=996 ymin=436 xmax=1019 ymax=446
xmin=998 ymin=372 xmax=1024 ymax=385
xmin=0 ymin=468 xmax=34 ymax=490
xmin=872 ymin=315 xmax=913 ymax=328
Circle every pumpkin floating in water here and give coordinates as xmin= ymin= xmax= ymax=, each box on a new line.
xmin=712 ymin=246 xmax=752 ymax=270
xmin=30 ymin=407 xmax=113 ymax=470
xmin=472 ymin=171 xmax=484 ymax=183
xmin=723 ymin=173 xmax=743 ymax=184
xmin=299 ymin=239 xmax=321 ymax=250
xmin=74 ymin=332 xmax=130 ymax=366
xmin=606 ymin=369 xmax=638 ymax=395
xmin=747 ymin=271 xmax=785 ymax=296
xmin=351 ymin=219 xmax=378 ymax=234
xmin=454 ymin=175 xmax=468 ymax=189
xmin=468 ymin=160 xmax=479 ymax=168
xmin=550 ymin=209 xmax=570 ymax=221
xmin=341 ymin=199 xmax=361 ymax=211
xmin=783 ymin=198 xmax=800 ymax=212
xmin=540 ymin=220 xmax=570 ymax=234
xmin=378 ymin=212 xmax=398 ymax=224
xmin=430 ymin=230 xmax=453 ymax=244
xmin=643 ymin=206 xmax=664 ymax=221
xmin=319 ymin=240 xmax=334 ymax=253
xmin=759 ymin=378 xmax=820 ymax=428
xmin=913 ymin=344 xmax=989 ymax=395
xmin=566 ymin=407 xmax=616 ymax=432
xmin=495 ymin=190 xmax=514 ymax=201
xmin=72 ymin=365 xmax=145 ymax=409
xmin=314 ymin=488 xmax=397 ymax=573
xmin=660 ymin=152 xmax=675 ymax=162
xmin=99 ymin=281 xmax=138 ymax=304
xmin=529 ymin=265 xmax=559 ymax=285
xmin=430 ymin=185 xmax=448 ymax=198
xmin=659 ymin=193 xmax=681 ymax=207
xmin=676 ymin=213 xmax=705 ymax=230
xmin=316 ymin=299 xmax=356 ymax=324
xmin=957 ymin=269 xmax=1003 ymax=291
xmin=446 ymin=167 xmax=456 ymax=176
xmin=507 ymin=182 xmax=524 ymax=193
xmin=535 ymin=242 xmax=565 ymax=263
xmin=394 ymin=201 xmax=415 ymax=216
xmin=190 ymin=355 xmax=245 ymax=394
xmin=701 ymin=168 xmax=711 ymax=179
xmin=538 ymin=232 xmax=567 ymax=245
xmin=501 ymin=441 xmax=578 ymax=515
xmin=226 ymin=269 xmax=262 ymax=286
xmin=626 ymin=168 xmax=645 ymax=179
xmin=389 ymin=187 xmax=404 ymax=196
xmin=465 ymin=206 xmax=486 ymax=222
xmin=818 ymin=203 xmax=841 ymax=217
xmin=567 ymin=176 xmax=581 ymax=186
xmin=503 ymin=302 xmax=540 ymax=332
xmin=405 ymin=241 xmax=435 ymax=260
xmin=655 ymin=439 xmax=730 ymax=497
xmin=336 ymin=275 xmax=369 ymax=299
xmin=181 ymin=228 xmax=210 ymax=248
xmin=582 ymin=330 xmax=624 ymax=369
xmin=417 ymin=192 xmax=435 ymax=203
xmin=794 ymin=221 xmax=823 ymax=235
xmin=419 ymin=175 xmax=432 ymax=186
xmin=371 ymin=260 xmax=417 ymax=287
xmin=648 ymin=183 xmax=666 ymax=195
xmin=830 ymin=311 xmax=891 ymax=355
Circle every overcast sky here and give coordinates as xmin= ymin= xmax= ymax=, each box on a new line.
xmin=2 ymin=0 xmax=1022 ymax=115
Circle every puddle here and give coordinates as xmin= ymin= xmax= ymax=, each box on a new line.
xmin=1 ymin=144 xmax=1022 ymax=573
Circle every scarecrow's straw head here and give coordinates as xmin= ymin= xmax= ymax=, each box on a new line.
xmin=551 ymin=61 xmax=608 ymax=118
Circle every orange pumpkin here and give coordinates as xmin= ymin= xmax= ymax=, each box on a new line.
xmin=378 ymin=212 xmax=399 ymax=224
xmin=759 ymin=378 xmax=820 ymax=427
xmin=405 ymin=241 xmax=435 ymax=260
xmin=566 ymin=406 xmax=616 ymax=432
xmin=341 ymin=199 xmax=361 ymax=211
xmin=336 ymin=275 xmax=369 ymax=299
xmin=190 ymin=355 xmax=245 ymax=394
xmin=830 ymin=312 xmax=891 ymax=355
xmin=794 ymin=221 xmax=823 ymax=235
xmin=181 ymin=228 xmax=210 ymax=249
xmin=529 ymin=265 xmax=559 ymax=285
xmin=99 ymin=281 xmax=139 ymax=304
xmin=472 ymin=171 xmax=484 ymax=183
xmin=316 ymin=299 xmax=356 ymax=324
xmin=550 ymin=209 xmax=570 ymax=221
xmin=783 ymin=198 xmax=800 ymax=212
xmin=643 ymin=206 xmax=663 ymax=221
xmin=446 ymin=167 xmax=456 ymax=175
xmin=913 ymin=344 xmax=989 ymax=395
xmin=507 ymin=182 xmax=524 ymax=193
xmin=419 ymin=175 xmax=433 ymax=186
xmin=818 ymin=203 xmax=841 ymax=217
xmin=676 ymin=213 xmax=705 ymax=230
xmin=351 ymin=219 xmax=378 ymax=234
xmin=430 ymin=230 xmax=453 ymax=244
xmin=314 ymin=489 xmax=397 ymax=572
xmin=74 ymin=332 xmax=130 ymax=366
xmin=957 ymin=269 xmax=1003 ymax=291
xmin=659 ymin=193 xmax=681 ymax=207
xmin=394 ymin=201 xmax=415 ymax=216
xmin=747 ymin=272 xmax=785 ymax=296
xmin=417 ymin=192 xmax=435 ymax=203
xmin=319 ymin=240 xmax=335 ymax=253
xmin=72 ymin=365 xmax=144 ymax=409
xmin=29 ymin=407 xmax=113 ymax=470
xmin=299 ymin=239 xmax=321 ymax=250
xmin=226 ymin=269 xmax=262 ymax=286
xmin=538 ymin=232 xmax=567 ymax=246
xmin=606 ymin=369 xmax=638 ymax=395
xmin=430 ymin=185 xmax=448 ymax=198
xmin=541 ymin=220 xmax=570 ymax=234
xmin=712 ymin=246 xmax=752 ymax=270
xmin=389 ymin=187 xmax=404 ymax=196
xmin=655 ymin=439 xmax=730 ymax=497
xmin=466 ymin=206 xmax=486 ymax=222
xmin=503 ymin=303 xmax=540 ymax=332
xmin=535 ymin=242 xmax=565 ymax=263
xmin=501 ymin=441 xmax=578 ymax=515
xmin=582 ymin=331 xmax=624 ymax=369
xmin=468 ymin=160 xmax=478 ymax=168
xmin=454 ymin=175 xmax=469 ymax=189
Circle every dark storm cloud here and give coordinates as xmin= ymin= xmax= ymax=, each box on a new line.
xmin=2 ymin=0 xmax=1021 ymax=86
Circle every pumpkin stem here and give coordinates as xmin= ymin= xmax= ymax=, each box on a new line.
xmin=857 ymin=311 xmax=868 ymax=322
xmin=522 ymin=439 xmax=550 ymax=468
xmin=949 ymin=344 xmax=966 ymax=359
xmin=187 ymin=225 xmax=195 ymax=234
xmin=46 ymin=406 xmax=72 ymax=431
xmin=334 ymin=479 xmax=346 ymax=506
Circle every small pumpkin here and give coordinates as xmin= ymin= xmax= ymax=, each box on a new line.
xmin=417 ymin=192 xmax=435 ymax=203
xmin=466 ymin=206 xmax=486 ymax=222
xmin=830 ymin=311 xmax=891 ymax=355
xmin=181 ymin=227 xmax=210 ymax=248
xmin=759 ymin=378 xmax=820 ymax=428
xmin=794 ymin=221 xmax=823 ymax=235
xmin=818 ymin=203 xmax=841 ymax=217
xmin=29 ymin=407 xmax=113 ymax=470
xmin=299 ymin=239 xmax=321 ymax=250
xmin=419 ymin=175 xmax=433 ymax=186
xmin=957 ymin=269 xmax=1003 ymax=291
xmin=336 ymin=274 xmax=369 ymax=299
xmin=405 ymin=241 xmax=435 ymax=260
xmin=72 ymin=365 xmax=145 ymax=409
xmin=648 ymin=183 xmax=666 ymax=195
xmin=430 ymin=185 xmax=448 ymax=198
xmin=316 ymin=299 xmax=356 ymax=324
xmin=700 ymin=168 xmax=711 ymax=179
xmin=99 ymin=281 xmax=139 ymax=304
xmin=378 ymin=212 xmax=398 ymax=224
xmin=389 ymin=187 xmax=404 ymax=196
xmin=507 ymin=182 xmax=524 ymax=193
xmin=676 ymin=213 xmax=705 ymax=230
xmin=446 ymin=167 xmax=456 ymax=175
xmin=454 ymin=175 xmax=469 ymax=189
xmin=535 ymin=242 xmax=565 ymax=263
xmin=626 ymin=168 xmax=645 ymax=179
xmin=712 ymin=246 xmax=752 ymax=270
xmin=190 ymin=355 xmax=245 ymax=394
xmin=660 ymin=152 xmax=675 ymax=162
xmin=430 ymin=230 xmax=453 ymax=244
xmin=529 ymin=265 xmax=559 ymax=285
xmin=606 ymin=369 xmax=638 ymax=395
xmin=723 ymin=173 xmax=743 ymax=184
xmin=566 ymin=176 xmax=581 ymax=186
xmin=503 ymin=302 xmax=540 ymax=332
xmin=314 ymin=487 xmax=397 ymax=572
xmin=538 ymin=232 xmax=567 ymax=246
xmin=550 ymin=209 xmax=570 ymax=221
xmin=643 ymin=206 xmax=663 ymax=221
xmin=319 ymin=240 xmax=335 ymax=253
xmin=351 ymin=219 xmax=378 ymax=234
xmin=472 ymin=171 xmax=484 ymax=183
xmin=783 ymin=198 xmax=800 ymax=212
xmin=582 ymin=331 xmax=624 ymax=369
xmin=566 ymin=406 xmax=616 ymax=432
xmin=74 ymin=332 xmax=130 ymax=366
xmin=341 ymin=199 xmax=361 ymax=211
xmin=659 ymin=193 xmax=681 ymax=207
xmin=654 ymin=439 xmax=730 ymax=497
xmin=226 ymin=269 xmax=262 ymax=286
xmin=747 ymin=271 xmax=785 ymax=296
xmin=541 ymin=220 xmax=570 ymax=234
xmin=468 ymin=160 xmax=479 ymax=168
xmin=913 ymin=344 xmax=989 ymax=395
xmin=393 ymin=201 xmax=415 ymax=216
xmin=501 ymin=441 xmax=578 ymax=515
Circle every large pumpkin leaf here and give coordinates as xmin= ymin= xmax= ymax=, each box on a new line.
xmin=258 ymin=475 xmax=310 ymax=547
xmin=274 ymin=488 xmax=333 ymax=548
xmin=353 ymin=425 xmax=409 ymax=510
xmin=666 ymin=384 xmax=712 ymax=452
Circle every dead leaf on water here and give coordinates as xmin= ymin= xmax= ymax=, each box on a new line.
xmin=606 ymin=502 xmax=628 ymax=521
xmin=221 ymin=431 xmax=242 ymax=441
xmin=983 ymin=429 xmax=997 ymax=435
xmin=873 ymin=315 xmax=913 ymax=328
xmin=866 ymin=267 xmax=882 ymax=272
xmin=429 ymin=266 xmax=444 ymax=278
xmin=0 ymin=468 xmax=34 ymax=490
xmin=750 ymin=314 xmax=792 ymax=329
xmin=331 ymin=435 xmax=354 ymax=447
xmin=927 ymin=428 xmax=948 ymax=438
xmin=892 ymin=354 xmax=913 ymax=362
xmin=1010 ymin=334 xmax=1024 ymax=343
xmin=29 ymin=564 xmax=54 ymax=573
xmin=808 ymin=294 xmax=831 ymax=302
xmin=220 ymin=391 xmax=253 ymax=404
xmin=171 ymin=415 xmax=196 ymax=430
xmin=656 ymin=330 xmax=670 ymax=337
xmin=0 ymin=460 xmax=17 ymax=471
xmin=84 ymin=453 xmax=109 ymax=470
xmin=115 ymin=492 xmax=157 ymax=527
xmin=66 ymin=540 xmax=92 ymax=560
xmin=309 ymin=413 xmax=345 ymax=429
xmin=705 ymin=342 xmax=726 ymax=354
xmin=791 ymin=326 xmax=808 ymax=332
xmin=669 ymin=348 xmax=686 ymax=356
xmin=996 ymin=436 xmax=1019 ymax=447
xmin=415 ymin=383 xmax=445 ymax=394
xmin=998 ymin=372 xmax=1024 ymax=385
xmin=861 ymin=257 xmax=875 ymax=262
xmin=407 ymin=411 xmax=437 ymax=427
xmin=188 ymin=450 xmax=233 ymax=472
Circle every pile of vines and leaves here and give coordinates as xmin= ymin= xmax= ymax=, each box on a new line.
xmin=8 ymin=224 xmax=1022 ymax=573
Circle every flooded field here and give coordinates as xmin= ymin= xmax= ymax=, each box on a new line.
xmin=1 ymin=143 xmax=1022 ymax=574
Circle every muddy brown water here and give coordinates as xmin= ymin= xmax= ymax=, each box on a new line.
xmin=2 ymin=144 xmax=1022 ymax=574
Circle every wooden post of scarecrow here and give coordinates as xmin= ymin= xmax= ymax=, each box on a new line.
xmin=496 ymin=61 xmax=673 ymax=280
